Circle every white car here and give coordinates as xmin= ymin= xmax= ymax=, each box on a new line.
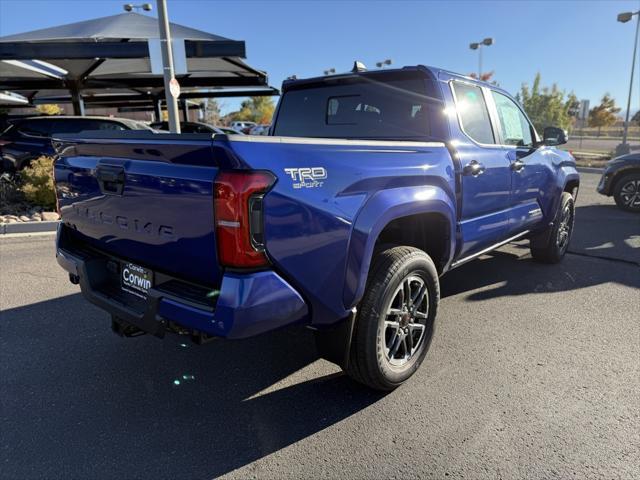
xmin=249 ymin=124 xmax=271 ymax=136
xmin=230 ymin=121 xmax=256 ymax=133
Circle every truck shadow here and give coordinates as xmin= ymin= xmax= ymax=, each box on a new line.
xmin=570 ymin=204 xmax=639 ymax=264
xmin=0 ymin=295 xmax=383 ymax=479
xmin=441 ymin=204 xmax=639 ymax=301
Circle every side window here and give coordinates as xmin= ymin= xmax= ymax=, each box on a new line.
xmin=50 ymin=120 xmax=87 ymax=134
xmin=18 ymin=120 xmax=52 ymax=137
xmin=93 ymin=121 xmax=126 ymax=131
xmin=491 ymin=91 xmax=534 ymax=147
xmin=452 ymin=82 xmax=495 ymax=144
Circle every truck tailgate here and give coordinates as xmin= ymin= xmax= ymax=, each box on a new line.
xmin=54 ymin=133 xmax=222 ymax=287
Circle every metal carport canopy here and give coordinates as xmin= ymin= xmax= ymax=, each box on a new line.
xmin=0 ymin=12 xmax=275 ymax=114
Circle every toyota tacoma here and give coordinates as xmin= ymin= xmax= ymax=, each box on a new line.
xmin=53 ymin=65 xmax=579 ymax=390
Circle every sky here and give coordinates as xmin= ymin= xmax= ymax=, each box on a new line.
xmin=1 ymin=0 xmax=639 ymax=117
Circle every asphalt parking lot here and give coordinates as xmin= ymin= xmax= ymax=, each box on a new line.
xmin=1 ymin=171 xmax=638 ymax=480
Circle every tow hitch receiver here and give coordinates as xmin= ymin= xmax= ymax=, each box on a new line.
xmin=111 ymin=315 xmax=147 ymax=337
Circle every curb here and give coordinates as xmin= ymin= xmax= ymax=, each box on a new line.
xmin=577 ymin=167 xmax=604 ymax=174
xmin=0 ymin=220 xmax=59 ymax=235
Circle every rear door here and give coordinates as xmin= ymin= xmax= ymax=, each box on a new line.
xmin=488 ymin=90 xmax=553 ymax=234
xmin=449 ymin=81 xmax=511 ymax=258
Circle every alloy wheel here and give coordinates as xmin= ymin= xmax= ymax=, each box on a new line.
xmin=556 ymin=203 xmax=573 ymax=251
xmin=381 ymin=275 xmax=429 ymax=367
xmin=620 ymin=179 xmax=640 ymax=208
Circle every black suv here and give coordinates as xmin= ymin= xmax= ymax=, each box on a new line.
xmin=597 ymin=152 xmax=640 ymax=212
xmin=0 ymin=116 xmax=153 ymax=171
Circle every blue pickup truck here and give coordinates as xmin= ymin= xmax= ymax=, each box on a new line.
xmin=53 ymin=66 xmax=579 ymax=390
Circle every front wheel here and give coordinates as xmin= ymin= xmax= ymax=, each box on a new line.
xmin=613 ymin=173 xmax=640 ymax=212
xmin=346 ymin=246 xmax=439 ymax=391
xmin=530 ymin=192 xmax=575 ymax=264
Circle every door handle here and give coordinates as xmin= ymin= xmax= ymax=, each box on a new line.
xmin=463 ymin=160 xmax=485 ymax=177
xmin=511 ymin=159 xmax=525 ymax=172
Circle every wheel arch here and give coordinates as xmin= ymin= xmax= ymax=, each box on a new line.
xmin=342 ymin=185 xmax=456 ymax=310
xmin=564 ymin=177 xmax=580 ymax=199
xmin=610 ymin=167 xmax=640 ymax=195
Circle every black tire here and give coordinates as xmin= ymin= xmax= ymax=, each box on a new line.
xmin=346 ymin=246 xmax=439 ymax=391
xmin=530 ymin=192 xmax=575 ymax=264
xmin=613 ymin=172 xmax=640 ymax=212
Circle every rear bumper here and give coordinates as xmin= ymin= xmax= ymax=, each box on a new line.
xmin=56 ymin=228 xmax=308 ymax=339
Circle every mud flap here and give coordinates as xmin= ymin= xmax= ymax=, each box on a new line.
xmin=529 ymin=221 xmax=554 ymax=249
xmin=313 ymin=308 xmax=357 ymax=370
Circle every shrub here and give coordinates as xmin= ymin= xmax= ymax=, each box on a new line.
xmin=20 ymin=156 xmax=56 ymax=209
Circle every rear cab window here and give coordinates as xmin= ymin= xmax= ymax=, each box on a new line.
xmin=451 ymin=82 xmax=495 ymax=145
xmin=273 ymin=70 xmax=446 ymax=141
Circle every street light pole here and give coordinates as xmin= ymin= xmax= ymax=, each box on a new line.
xmin=469 ymin=38 xmax=494 ymax=79
xmin=156 ymin=0 xmax=180 ymax=133
xmin=618 ymin=10 xmax=640 ymax=154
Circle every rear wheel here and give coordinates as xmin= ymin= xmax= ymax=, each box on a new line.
xmin=613 ymin=173 xmax=640 ymax=212
xmin=530 ymin=192 xmax=575 ymax=264
xmin=346 ymin=246 xmax=439 ymax=391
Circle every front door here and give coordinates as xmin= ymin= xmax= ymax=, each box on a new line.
xmin=451 ymin=81 xmax=511 ymax=259
xmin=489 ymin=90 xmax=554 ymax=234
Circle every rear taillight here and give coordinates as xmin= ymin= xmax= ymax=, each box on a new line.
xmin=214 ymin=170 xmax=275 ymax=268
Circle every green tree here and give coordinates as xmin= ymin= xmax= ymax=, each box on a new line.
xmin=588 ymin=94 xmax=621 ymax=135
xmin=565 ymin=93 xmax=580 ymax=121
xmin=200 ymin=98 xmax=222 ymax=125
xmin=631 ymin=109 xmax=640 ymax=126
xmin=517 ymin=73 xmax=576 ymax=132
xmin=228 ymin=96 xmax=276 ymax=124
xmin=20 ymin=156 xmax=56 ymax=209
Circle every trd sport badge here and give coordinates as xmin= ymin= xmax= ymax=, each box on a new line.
xmin=283 ymin=167 xmax=327 ymax=189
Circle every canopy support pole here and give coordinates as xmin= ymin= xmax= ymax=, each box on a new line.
xmin=153 ymin=97 xmax=162 ymax=122
xmin=180 ymin=98 xmax=189 ymax=122
xmin=69 ymin=83 xmax=85 ymax=116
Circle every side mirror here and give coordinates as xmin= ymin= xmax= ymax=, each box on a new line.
xmin=542 ymin=126 xmax=568 ymax=146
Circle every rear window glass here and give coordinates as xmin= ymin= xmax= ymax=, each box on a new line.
xmin=273 ymin=72 xmax=445 ymax=141
xmin=17 ymin=120 xmax=52 ymax=137
xmin=50 ymin=120 xmax=127 ymax=135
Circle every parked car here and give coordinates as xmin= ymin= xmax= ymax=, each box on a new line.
xmin=216 ymin=126 xmax=244 ymax=135
xmin=150 ymin=121 xmax=243 ymax=135
xmin=52 ymin=66 xmax=578 ymax=391
xmin=248 ymin=124 xmax=270 ymax=136
xmin=0 ymin=116 xmax=154 ymax=171
xmin=597 ymin=152 xmax=640 ymax=212
xmin=230 ymin=121 xmax=256 ymax=134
